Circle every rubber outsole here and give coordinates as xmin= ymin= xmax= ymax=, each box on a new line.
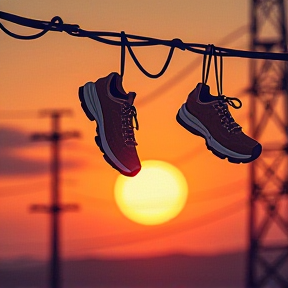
xmin=79 ymin=86 xmax=95 ymax=121
xmin=176 ymin=110 xmax=262 ymax=164
xmin=78 ymin=86 xmax=140 ymax=177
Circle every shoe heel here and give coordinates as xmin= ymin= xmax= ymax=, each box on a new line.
xmin=78 ymin=86 xmax=95 ymax=121
xmin=176 ymin=111 xmax=204 ymax=138
xmin=95 ymin=135 xmax=105 ymax=153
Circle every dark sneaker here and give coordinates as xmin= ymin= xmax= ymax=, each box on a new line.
xmin=176 ymin=83 xmax=262 ymax=163
xmin=79 ymin=72 xmax=141 ymax=176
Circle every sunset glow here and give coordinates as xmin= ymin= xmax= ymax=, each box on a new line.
xmin=114 ymin=160 xmax=188 ymax=225
xmin=0 ymin=0 xmax=259 ymax=261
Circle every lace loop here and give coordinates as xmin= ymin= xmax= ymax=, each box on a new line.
xmin=213 ymin=97 xmax=242 ymax=133
xmin=221 ymin=95 xmax=242 ymax=109
xmin=130 ymin=105 xmax=139 ymax=130
xmin=121 ymin=102 xmax=139 ymax=146
xmin=120 ymin=31 xmax=176 ymax=78
xmin=202 ymin=44 xmax=214 ymax=84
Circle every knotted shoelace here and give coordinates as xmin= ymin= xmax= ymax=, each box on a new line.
xmin=213 ymin=95 xmax=243 ymax=133
xmin=203 ymin=45 xmax=243 ymax=133
xmin=121 ymin=102 xmax=139 ymax=146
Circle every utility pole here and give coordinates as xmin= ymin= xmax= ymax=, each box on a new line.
xmin=30 ymin=109 xmax=80 ymax=288
xmin=247 ymin=0 xmax=288 ymax=287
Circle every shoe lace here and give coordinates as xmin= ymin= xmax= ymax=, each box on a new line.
xmin=203 ymin=45 xmax=243 ymax=133
xmin=121 ymin=102 xmax=139 ymax=146
xmin=213 ymin=95 xmax=243 ymax=133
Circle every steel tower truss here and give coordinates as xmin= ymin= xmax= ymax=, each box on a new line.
xmin=247 ymin=0 xmax=288 ymax=287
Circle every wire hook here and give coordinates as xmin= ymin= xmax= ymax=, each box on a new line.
xmin=202 ymin=44 xmax=214 ymax=84
xmin=120 ymin=31 xmax=126 ymax=77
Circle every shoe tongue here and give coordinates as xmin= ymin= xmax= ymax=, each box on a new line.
xmin=198 ymin=83 xmax=219 ymax=103
xmin=126 ymin=92 xmax=136 ymax=105
xmin=114 ymin=73 xmax=125 ymax=93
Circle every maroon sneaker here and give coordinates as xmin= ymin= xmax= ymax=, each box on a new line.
xmin=79 ymin=72 xmax=141 ymax=176
xmin=176 ymin=83 xmax=262 ymax=163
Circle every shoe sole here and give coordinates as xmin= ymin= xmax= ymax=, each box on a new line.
xmin=176 ymin=104 xmax=261 ymax=163
xmin=79 ymin=83 xmax=140 ymax=176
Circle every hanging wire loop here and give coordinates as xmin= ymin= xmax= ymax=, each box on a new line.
xmin=0 ymin=10 xmax=287 ymax=77
xmin=120 ymin=31 xmax=126 ymax=77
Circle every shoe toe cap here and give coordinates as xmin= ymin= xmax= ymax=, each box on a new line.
xmin=251 ymin=143 xmax=262 ymax=161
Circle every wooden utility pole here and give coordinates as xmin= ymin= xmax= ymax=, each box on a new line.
xmin=30 ymin=109 xmax=80 ymax=288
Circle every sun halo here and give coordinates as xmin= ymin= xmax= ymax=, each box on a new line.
xmin=114 ymin=160 xmax=188 ymax=226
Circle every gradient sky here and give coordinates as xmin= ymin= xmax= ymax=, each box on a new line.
xmin=0 ymin=0 xmax=277 ymax=260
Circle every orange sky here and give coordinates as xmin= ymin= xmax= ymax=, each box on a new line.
xmin=0 ymin=0 xmax=275 ymax=260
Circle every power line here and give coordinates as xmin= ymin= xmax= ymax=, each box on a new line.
xmin=1 ymin=198 xmax=246 ymax=252
xmin=137 ymin=25 xmax=249 ymax=107
xmin=190 ymin=179 xmax=246 ymax=203
xmin=66 ymin=179 xmax=245 ymax=207
xmin=0 ymin=109 xmax=39 ymax=120
xmin=63 ymin=198 xmax=246 ymax=253
xmin=67 ymin=191 xmax=114 ymax=208
xmin=0 ymin=179 xmax=48 ymax=191
xmin=0 ymin=188 xmax=45 ymax=198
xmin=0 ymin=11 xmax=286 ymax=82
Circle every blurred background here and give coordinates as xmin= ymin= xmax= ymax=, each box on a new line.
xmin=0 ymin=1 xmax=287 ymax=288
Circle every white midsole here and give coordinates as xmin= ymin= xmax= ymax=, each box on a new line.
xmin=82 ymin=82 xmax=131 ymax=173
xmin=178 ymin=104 xmax=251 ymax=159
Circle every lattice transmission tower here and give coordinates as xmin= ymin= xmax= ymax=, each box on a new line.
xmin=247 ymin=0 xmax=288 ymax=287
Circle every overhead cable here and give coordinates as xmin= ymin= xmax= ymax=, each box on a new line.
xmin=0 ymin=11 xmax=287 ymax=79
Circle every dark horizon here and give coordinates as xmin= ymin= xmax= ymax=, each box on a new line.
xmin=1 ymin=250 xmax=247 ymax=288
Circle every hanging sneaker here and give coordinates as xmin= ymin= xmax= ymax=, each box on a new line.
xmin=176 ymin=83 xmax=262 ymax=163
xmin=79 ymin=72 xmax=141 ymax=176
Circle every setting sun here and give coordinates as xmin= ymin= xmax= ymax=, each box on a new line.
xmin=114 ymin=160 xmax=188 ymax=225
